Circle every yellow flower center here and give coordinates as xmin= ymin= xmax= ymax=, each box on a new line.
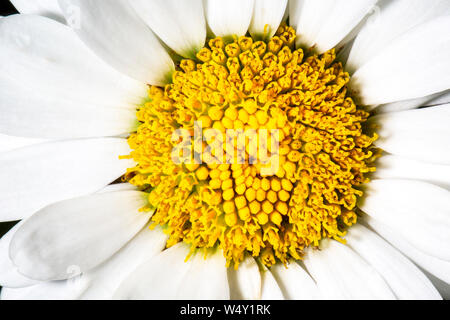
xmin=122 ymin=24 xmax=379 ymax=268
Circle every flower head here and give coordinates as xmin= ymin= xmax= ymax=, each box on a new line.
xmin=0 ymin=0 xmax=449 ymax=300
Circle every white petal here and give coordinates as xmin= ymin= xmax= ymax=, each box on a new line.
xmin=271 ymin=262 xmax=321 ymax=299
xmin=0 ymin=134 xmax=47 ymax=153
xmin=114 ymin=244 xmax=229 ymax=300
xmin=374 ymin=91 xmax=445 ymax=113
xmin=0 ymin=138 xmax=134 ymax=222
xmin=347 ymin=0 xmax=450 ymax=72
xmin=175 ymin=249 xmax=230 ymax=300
xmin=58 ymin=0 xmax=174 ymax=86
xmin=360 ymin=179 xmax=450 ymax=261
xmin=303 ymin=240 xmax=395 ymax=299
xmin=0 ymin=220 xmax=37 ymax=288
xmin=113 ymin=243 xmax=191 ymax=299
xmin=371 ymin=104 xmax=450 ymax=164
xmin=249 ymin=0 xmax=287 ymax=39
xmin=374 ymin=155 xmax=450 ymax=189
xmin=350 ymin=16 xmax=450 ymax=105
xmin=130 ymin=0 xmax=206 ymax=59
xmin=10 ymin=0 xmax=65 ymax=22
xmin=204 ymin=0 xmax=255 ymax=38
xmin=334 ymin=13 xmax=374 ymax=52
xmin=290 ymin=0 xmax=377 ymax=53
xmin=366 ymin=217 xmax=450 ymax=284
xmin=288 ymin=0 xmax=303 ymax=31
xmin=227 ymin=255 xmax=261 ymax=300
xmin=425 ymin=89 xmax=450 ymax=107
xmin=10 ymin=190 xmax=151 ymax=281
xmin=0 ymin=14 xmax=146 ymax=139
xmin=346 ymin=224 xmax=441 ymax=300
xmin=291 ymin=0 xmax=335 ymax=48
xmin=80 ymin=225 xmax=168 ymax=300
xmin=260 ymin=267 xmax=284 ymax=300
xmin=0 ymin=277 xmax=90 ymax=300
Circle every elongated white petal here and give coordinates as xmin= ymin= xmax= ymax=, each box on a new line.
xmin=260 ymin=267 xmax=284 ymax=300
xmin=374 ymin=155 xmax=450 ymax=189
xmin=425 ymin=89 xmax=450 ymax=107
xmin=0 ymin=15 xmax=146 ymax=139
xmin=371 ymin=105 xmax=450 ymax=164
xmin=249 ymin=0 xmax=287 ymax=39
xmin=130 ymin=0 xmax=206 ymax=59
xmin=2 ymin=222 xmax=163 ymax=299
xmin=80 ymin=225 xmax=168 ymax=300
xmin=1 ymin=278 xmax=90 ymax=300
xmin=114 ymin=244 xmax=229 ymax=299
xmin=303 ymin=240 xmax=395 ymax=299
xmin=271 ymin=262 xmax=321 ymax=299
xmin=10 ymin=0 xmax=64 ymax=22
xmin=0 ymin=134 xmax=47 ymax=153
xmin=227 ymin=255 xmax=261 ymax=300
xmin=176 ymin=249 xmax=230 ymax=300
xmin=347 ymin=0 xmax=450 ymax=72
xmin=366 ymin=217 xmax=450 ymax=284
xmin=0 ymin=138 xmax=134 ymax=222
xmin=311 ymin=0 xmax=378 ymax=53
xmin=351 ymin=16 xmax=450 ymax=105
xmin=291 ymin=0 xmax=334 ymax=49
xmin=290 ymin=0 xmax=377 ymax=53
xmin=1 ymin=14 xmax=146 ymax=106
xmin=113 ymin=243 xmax=191 ymax=299
xmin=334 ymin=14 xmax=372 ymax=51
xmin=204 ymin=0 xmax=254 ymax=38
xmin=10 ymin=190 xmax=151 ymax=281
xmin=0 ymin=221 xmax=37 ymax=288
xmin=347 ymin=224 xmax=441 ymax=300
xmin=58 ymin=0 xmax=174 ymax=85
xmin=360 ymin=179 xmax=450 ymax=261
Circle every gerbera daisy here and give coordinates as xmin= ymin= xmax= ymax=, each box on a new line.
xmin=0 ymin=0 xmax=449 ymax=300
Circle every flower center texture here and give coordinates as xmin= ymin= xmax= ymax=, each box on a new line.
xmin=123 ymin=25 xmax=379 ymax=268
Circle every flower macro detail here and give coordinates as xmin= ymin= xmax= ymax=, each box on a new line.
xmin=1 ymin=0 xmax=449 ymax=301
xmin=124 ymin=25 xmax=378 ymax=268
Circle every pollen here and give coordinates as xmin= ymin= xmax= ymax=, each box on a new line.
xmin=123 ymin=24 xmax=379 ymax=268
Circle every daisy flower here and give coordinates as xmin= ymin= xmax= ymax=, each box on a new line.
xmin=0 ymin=0 xmax=449 ymax=300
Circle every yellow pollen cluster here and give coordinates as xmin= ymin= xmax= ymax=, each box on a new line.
xmin=123 ymin=25 xmax=379 ymax=268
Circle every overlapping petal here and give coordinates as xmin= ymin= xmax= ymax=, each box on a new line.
xmin=360 ymin=179 xmax=450 ymax=261
xmin=59 ymin=0 xmax=175 ymax=85
xmin=0 ymin=15 xmax=146 ymax=139
xmin=372 ymin=104 xmax=450 ymax=164
xmin=249 ymin=0 xmax=287 ymax=40
xmin=204 ymin=0 xmax=254 ymax=38
xmin=350 ymin=16 xmax=450 ymax=105
xmin=289 ymin=0 xmax=377 ymax=53
xmin=130 ymin=0 xmax=206 ymax=59
xmin=10 ymin=190 xmax=151 ymax=280
xmin=114 ymin=244 xmax=229 ymax=299
xmin=0 ymin=138 xmax=134 ymax=222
